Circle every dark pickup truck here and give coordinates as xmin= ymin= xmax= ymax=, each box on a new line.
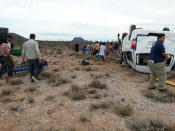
xmin=0 ymin=27 xmax=9 ymax=41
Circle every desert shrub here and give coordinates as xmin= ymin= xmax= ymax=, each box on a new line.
xmin=63 ymin=91 xmax=70 ymax=96
xmin=91 ymin=93 xmax=101 ymax=99
xmin=74 ymin=67 xmax=80 ymax=71
xmin=88 ymin=89 xmax=97 ymax=94
xmin=41 ymin=71 xmax=52 ymax=79
xmin=9 ymin=104 xmax=24 ymax=112
xmin=0 ymin=98 xmax=13 ymax=103
xmin=45 ymin=95 xmax=56 ymax=101
xmin=24 ymin=87 xmax=37 ymax=93
xmin=71 ymin=75 xmax=77 ymax=79
xmin=79 ymin=115 xmax=89 ymax=123
xmin=106 ymin=73 xmax=110 ymax=77
xmin=47 ymin=126 xmax=76 ymax=131
xmin=28 ymin=97 xmax=34 ymax=104
xmin=113 ymin=103 xmax=133 ymax=117
xmin=127 ymin=119 xmax=174 ymax=131
xmin=166 ymin=87 xmax=175 ymax=98
xmin=49 ymin=75 xmax=70 ymax=86
xmin=70 ymin=84 xmax=87 ymax=100
xmin=93 ymin=74 xmax=103 ymax=79
xmin=90 ymin=101 xmax=111 ymax=111
xmin=89 ymin=80 xmax=107 ymax=89
xmin=1 ymin=88 xmax=12 ymax=96
xmin=82 ymin=66 xmax=92 ymax=72
xmin=144 ymin=90 xmax=174 ymax=103
xmin=10 ymin=79 xmax=23 ymax=85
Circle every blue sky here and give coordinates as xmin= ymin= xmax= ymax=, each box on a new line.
xmin=0 ymin=0 xmax=175 ymax=41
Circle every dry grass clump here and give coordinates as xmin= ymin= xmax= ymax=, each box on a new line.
xmin=69 ymin=84 xmax=87 ymax=100
xmin=1 ymin=98 xmax=13 ymax=103
xmin=45 ymin=95 xmax=56 ymax=101
xmin=88 ymin=89 xmax=97 ymax=94
xmin=91 ymin=93 xmax=101 ymax=99
xmin=1 ymin=88 xmax=12 ymax=96
xmin=93 ymin=74 xmax=103 ymax=79
xmin=10 ymin=78 xmax=23 ymax=85
xmin=49 ymin=74 xmax=70 ymax=86
xmin=47 ymin=126 xmax=76 ymax=131
xmin=82 ymin=66 xmax=92 ymax=72
xmin=89 ymin=80 xmax=107 ymax=89
xmin=90 ymin=101 xmax=111 ymax=111
xmin=9 ymin=104 xmax=24 ymax=112
xmin=127 ymin=119 xmax=175 ymax=131
xmin=24 ymin=86 xmax=37 ymax=93
xmin=15 ymin=71 xmax=29 ymax=77
xmin=71 ymin=75 xmax=77 ymax=79
xmin=167 ymin=73 xmax=175 ymax=80
xmin=79 ymin=115 xmax=89 ymax=123
xmin=56 ymin=48 xmax=63 ymax=54
xmin=74 ymin=67 xmax=80 ymax=71
xmin=144 ymin=90 xmax=174 ymax=103
xmin=38 ymin=71 xmax=70 ymax=86
xmin=113 ymin=103 xmax=133 ymax=117
xmin=40 ymin=71 xmax=53 ymax=79
xmin=166 ymin=86 xmax=175 ymax=99
xmin=28 ymin=97 xmax=35 ymax=104
xmin=106 ymin=73 xmax=110 ymax=77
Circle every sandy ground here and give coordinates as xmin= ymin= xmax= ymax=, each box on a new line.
xmin=0 ymin=47 xmax=175 ymax=131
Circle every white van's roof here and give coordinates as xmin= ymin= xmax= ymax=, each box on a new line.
xmin=131 ymin=29 xmax=175 ymax=40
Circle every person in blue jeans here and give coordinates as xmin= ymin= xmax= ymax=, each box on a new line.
xmin=28 ymin=59 xmax=43 ymax=82
xmin=82 ymin=45 xmax=87 ymax=56
xmin=22 ymin=34 xmax=42 ymax=82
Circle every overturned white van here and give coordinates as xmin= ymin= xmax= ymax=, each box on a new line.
xmin=121 ymin=27 xmax=175 ymax=73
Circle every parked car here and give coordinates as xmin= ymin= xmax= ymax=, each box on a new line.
xmin=120 ymin=25 xmax=175 ymax=73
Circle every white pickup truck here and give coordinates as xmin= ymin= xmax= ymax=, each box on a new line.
xmin=121 ymin=27 xmax=175 ymax=73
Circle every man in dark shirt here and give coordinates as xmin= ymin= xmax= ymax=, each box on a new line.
xmin=114 ymin=42 xmax=118 ymax=57
xmin=74 ymin=43 xmax=80 ymax=52
xmin=148 ymin=34 xmax=167 ymax=92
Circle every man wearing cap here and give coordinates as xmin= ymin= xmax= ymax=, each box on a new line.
xmin=148 ymin=34 xmax=168 ymax=92
xmin=22 ymin=34 xmax=42 ymax=83
xmin=7 ymin=34 xmax=14 ymax=52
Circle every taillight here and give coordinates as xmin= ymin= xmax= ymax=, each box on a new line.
xmin=131 ymin=39 xmax=136 ymax=49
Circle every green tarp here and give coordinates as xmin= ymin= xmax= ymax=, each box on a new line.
xmin=10 ymin=49 xmax=22 ymax=56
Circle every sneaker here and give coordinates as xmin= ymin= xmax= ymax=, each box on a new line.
xmin=158 ymin=88 xmax=167 ymax=92
xmin=148 ymin=86 xmax=156 ymax=90
xmin=32 ymin=76 xmax=38 ymax=82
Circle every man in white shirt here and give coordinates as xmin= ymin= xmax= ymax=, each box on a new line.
xmin=99 ymin=43 xmax=106 ymax=61
xmin=7 ymin=34 xmax=14 ymax=52
xmin=22 ymin=34 xmax=42 ymax=82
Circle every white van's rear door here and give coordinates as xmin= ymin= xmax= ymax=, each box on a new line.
xmin=136 ymin=36 xmax=157 ymax=53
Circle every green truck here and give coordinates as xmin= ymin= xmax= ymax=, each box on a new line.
xmin=0 ymin=27 xmax=22 ymax=56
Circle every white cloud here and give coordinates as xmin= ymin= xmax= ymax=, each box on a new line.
xmin=0 ymin=0 xmax=175 ymax=41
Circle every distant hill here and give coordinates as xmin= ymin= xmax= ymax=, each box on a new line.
xmin=72 ymin=37 xmax=86 ymax=42
xmin=9 ymin=33 xmax=27 ymax=41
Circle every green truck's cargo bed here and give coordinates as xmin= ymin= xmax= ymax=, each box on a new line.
xmin=10 ymin=49 xmax=22 ymax=56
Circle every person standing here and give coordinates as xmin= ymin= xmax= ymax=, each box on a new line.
xmin=22 ymin=34 xmax=42 ymax=83
xmin=114 ymin=42 xmax=119 ymax=57
xmin=7 ymin=34 xmax=14 ymax=77
xmin=109 ymin=43 xmax=113 ymax=56
xmin=82 ymin=45 xmax=87 ymax=56
xmin=148 ymin=34 xmax=167 ymax=92
xmin=7 ymin=34 xmax=14 ymax=52
xmin=0 ymin=39 xmax=13 ymax=83
xmin=74 ymin=43 xmax=80 ymax=52
xmin=99 ymin=43 xmax=106 ymax=62
xmin=93 ymin=41 xmax=100 ymax=56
